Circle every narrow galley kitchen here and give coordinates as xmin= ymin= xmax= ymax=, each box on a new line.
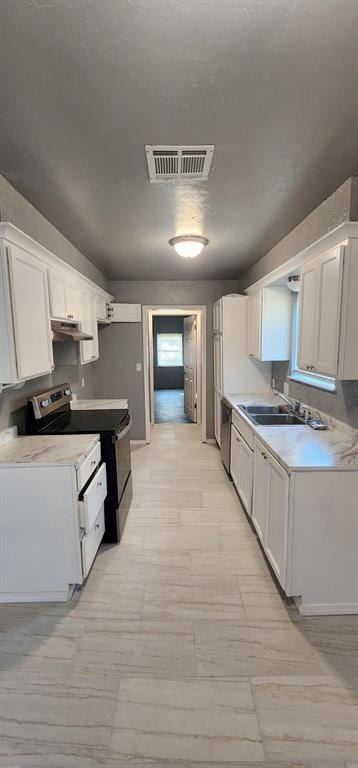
xmin=1 ymin=0 xmax=358 ymax=765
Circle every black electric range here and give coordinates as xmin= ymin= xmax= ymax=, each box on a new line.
xmin=26 ymin=384 xmax=132 ymax=542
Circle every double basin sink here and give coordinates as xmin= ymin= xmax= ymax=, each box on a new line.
xmin=239 ymin=404 xmax=305 ymax=426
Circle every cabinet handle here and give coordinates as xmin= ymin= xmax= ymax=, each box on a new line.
xmin=97 ymin=481 xmax=102 ymax=487
xmin=95 ymin=523 xmax=100 ymax=530
xmin=261 ymin=452 xmax=267 ymax=459
xmin=91 ymin=460 xmax=97 ymax=466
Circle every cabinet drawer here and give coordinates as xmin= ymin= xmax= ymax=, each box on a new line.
xmin=232 ymin=409 xmax=254 ymax=450
xmin=79 ymin=462 xmax=107 ymax=532
xmin=81 ymin=506 xmax=105 ymax=578
xmin=77 ymin=441 xmax=101 ymax=492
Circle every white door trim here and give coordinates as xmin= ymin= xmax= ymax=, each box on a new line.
xmin=142 ymin=305 xmax=207 ymax=443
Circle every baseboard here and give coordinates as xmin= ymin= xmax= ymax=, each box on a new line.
xmin=130 ymin=439 xmax=146 ymax=446
xmin=294 ymin=597 xmax=358 ymax=615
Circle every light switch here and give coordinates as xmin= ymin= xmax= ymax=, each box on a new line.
xmin=136 ymin=362 xmax=142 ymax=372
xmin=81 ymin=377 xmax=85 ymax=388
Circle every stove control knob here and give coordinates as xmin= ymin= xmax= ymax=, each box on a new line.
xmin=41 ymin=398 xmax=51 ymax=408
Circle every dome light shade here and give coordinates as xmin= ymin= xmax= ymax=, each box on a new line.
xmin=169 ymin=235 xmax=209 ymax=258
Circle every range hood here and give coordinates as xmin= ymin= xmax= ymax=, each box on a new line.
xmin=51 ymin=319 xmax=93 ymax=342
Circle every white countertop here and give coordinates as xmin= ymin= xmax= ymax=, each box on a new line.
xmin=0 ymin=434 xmax=100 ymax=468
xmin=226 ymin=393 xmax=358 ymax=472
xmin=71 ymin=398 xmax=128 ymax=410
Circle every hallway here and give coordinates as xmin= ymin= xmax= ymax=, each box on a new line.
xmin=0 ymin=423 xmax=357 ymax=765
xmin=154 ymin=388 xmax=192 ymax=423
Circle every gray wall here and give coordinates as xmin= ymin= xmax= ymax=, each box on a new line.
xmin=0 ymin=176 xmax=109 ymax=290
xmin=237 ymin=178 xmax=357 ymax=291
xmin=0 ymin=178 xmax=109 ymax=432
xmin=92 ymin=280 xmax=238 ymax=440
xmin=238 ymin=177 xmax=358 ymax=427
xmin=153 ymin=316 xmax=184 ymax=391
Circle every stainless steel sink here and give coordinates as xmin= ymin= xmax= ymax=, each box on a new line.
xmin=240 ymin=405 xmax=288 ymax=415
xmin=251 ymin=413 xmax=305 ymax=426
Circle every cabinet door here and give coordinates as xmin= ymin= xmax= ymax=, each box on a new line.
xmin=297 ymin=260 xmax=318 ymax=371
xmin=8 ymin=245 xmax=54 ymax=380
xmin=238 ymin=433 xmax=253 ymax=513
xmin=214 ymin=389 xmax=221 ymax=445
xmin=252 ymin=440 xmax=269 ymax=538
xmin=66 ymin=282 xmax=81 ymax=321
xmin=266 ymin=453 xmax=289 ymax=588
xmin=213 ymin=299 xmax=222 ymax=333
xmin=96 ymin=294 xmax=108 ymax=322
xmin=213 ymin=335 xmax=222 ymax=392
xmin=230 ymin=424 xmax=241 ymax=490
xmin=48 ymin=269 xmax=67 ymax=319
xmin=314 ymin=246 xmax=343 ymax=376
xmin=247 ymin=293 xmax=261 ymax=359
xmin=80 ymin=291 xmax=98 ymax=364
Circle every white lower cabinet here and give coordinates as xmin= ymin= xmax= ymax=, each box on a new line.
xmin=265 ymin=451 xmax=289 ymax=588
xmin=252 ymin=441 xmax=269 ymax=542
xmin=0 ymin=442 xmax=106 ymax=602
xmin=252 ymin=438 xmax=289 ymax=589
xmin=214 ymin=388 xmax=222 ymax=446
xmin=230 ymin=424 xmax=253 ymax=514
xmin=250 ymin=435 xmax=358 ymax=614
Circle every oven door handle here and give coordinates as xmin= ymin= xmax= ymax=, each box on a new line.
xmin=112 ymin=414 xmax=132 ymax=442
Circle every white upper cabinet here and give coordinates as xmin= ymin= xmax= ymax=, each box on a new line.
xmin=1 ymin=243 xmax=54 ymax=383
xmin=247 ymin=287 xmax=291 ymax=361
xmin=80 ymin=291 xmax=99 ymax=365
xmin=48 ymin=269 xmax=81 ymax=321
xmin=96 ymin=294 xmax=109 ymax=323
xmin=298 ymin=245 xmax=343 ymax=377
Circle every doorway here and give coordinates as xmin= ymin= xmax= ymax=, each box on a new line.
xmin=153 ymin=314 xmax=192 ymax=424
xmin=142 ymin=306 xmax=207 ymax=443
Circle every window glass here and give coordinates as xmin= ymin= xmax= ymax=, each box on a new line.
xmin=157 ymin=333 xmax=183 ymax=367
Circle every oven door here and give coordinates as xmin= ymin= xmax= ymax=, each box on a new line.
xmin=113 ymin=414 xmax=132 ymax=501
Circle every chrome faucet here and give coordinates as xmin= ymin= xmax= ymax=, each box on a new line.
xmin=272 ymin=388 xmax=301 ymax=414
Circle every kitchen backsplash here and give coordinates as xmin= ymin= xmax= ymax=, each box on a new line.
xmin=272 ymin=361 xmax=358 ymax=429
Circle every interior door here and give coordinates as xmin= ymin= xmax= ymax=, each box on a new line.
xmin=184 ymin=315 xmax=197 ymax=422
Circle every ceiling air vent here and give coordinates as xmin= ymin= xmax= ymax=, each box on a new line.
xmin=145 ymin=145 xmax=214 ymax=183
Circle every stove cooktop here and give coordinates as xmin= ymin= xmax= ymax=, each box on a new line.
xmin=35 ymin=408 xmax=129 ymax=436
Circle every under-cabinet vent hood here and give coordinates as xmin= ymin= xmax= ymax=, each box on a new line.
xmin=51 ymin=320 xmax=93 ymax=342
xmin=145 ymin=145 xmax=214 ymax=183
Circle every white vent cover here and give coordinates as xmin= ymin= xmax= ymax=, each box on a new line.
xmin=145 ymin=145 xmax=214 ymax=183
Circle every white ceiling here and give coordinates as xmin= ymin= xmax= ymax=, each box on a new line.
xmin=1 ymin=0 xmax=358 ymax=280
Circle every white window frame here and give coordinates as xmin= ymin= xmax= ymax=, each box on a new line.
xmin=156 ymin=332 xmax=183 ymax=367
xmin=289 ymin=294 xmax=336 ymax=392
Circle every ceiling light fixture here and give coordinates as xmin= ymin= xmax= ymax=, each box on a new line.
xmin=169 ymin=235 xmax=209 ymax=258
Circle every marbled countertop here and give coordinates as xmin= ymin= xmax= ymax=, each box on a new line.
xmin=225 ymin=393 xmax=358 ymax=472
xmin=71 ymin=398 xmax=128 ymax=410
xmin=0 ymin=434 xmax=99 ymax=468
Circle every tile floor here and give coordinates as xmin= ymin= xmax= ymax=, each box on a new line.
xmin=154 ymin=389 xmax=192 ymax=423
xmin=0 ymin=423 xmax=357 ymax=766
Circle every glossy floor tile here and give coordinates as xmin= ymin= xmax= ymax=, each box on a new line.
xmin=0 ymin=423 xmax=357 ymax=766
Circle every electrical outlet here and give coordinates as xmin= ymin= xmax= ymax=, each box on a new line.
xmin=81 ymin=377 xmax=85 ymax=388
xmin=272 ymin=377 xmax=276 ymax=388
xmin=136 ymin=362 xmax=142 ymax=372
xmin=283 ymin=382 xmax=289 ymax=395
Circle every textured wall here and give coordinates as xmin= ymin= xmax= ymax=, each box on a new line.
xmin=237 ymin=178 xmax=354 ymax=290
xmin=0 ymin=178 xmax=108 ymax=432
xmin=0 ymin=176 xmax=109 ymax=290
xmin=239 ymin=176 xmax=358 ymax=427
xmin=92 ymin=280 xmax=238 ymax=440
xmin=272 ymin=361 xmax=358 ymax=427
